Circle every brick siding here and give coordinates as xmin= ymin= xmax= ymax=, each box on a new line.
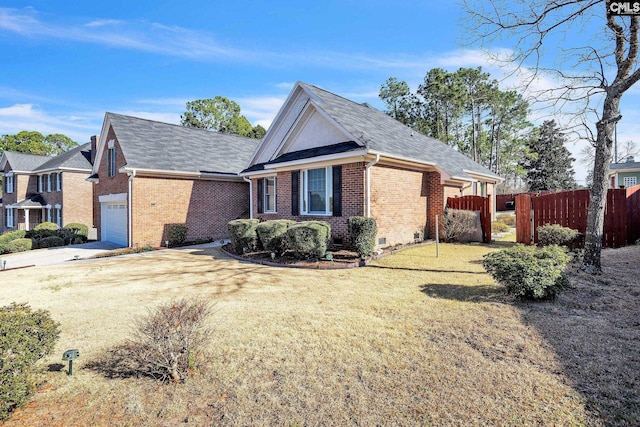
xmin=131 ymin=176 xmax=249 ymax=247
xmin=254 ymin=162 xmax=366 ymax=244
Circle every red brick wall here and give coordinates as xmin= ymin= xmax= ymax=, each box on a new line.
xmin=253 ymin=162 xmax=366 ymax=243
xmin=370 ymin=165 xmax=431 ymax=246
xmin=131 ymin=176 xmax=249 ymax=247
xmin=61 ymin=172 xmax=94 ymax=228
xmin=425 ymin=171 xmax=445 ymax=239
xmin=93 ymin=130 xmax=130 ymax=241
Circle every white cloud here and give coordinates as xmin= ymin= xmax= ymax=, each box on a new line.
xmin=0 ymin=103 xmax=101 ymax=142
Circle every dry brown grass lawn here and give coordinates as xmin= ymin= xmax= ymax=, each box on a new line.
xmin=1 ymin=240 xmax=638 ymax=426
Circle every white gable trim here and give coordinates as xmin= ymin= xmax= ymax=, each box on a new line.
xmin=90 ymin=114 xmax=116 ymax=177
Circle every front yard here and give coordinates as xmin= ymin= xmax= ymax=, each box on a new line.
xmin=1 ymin=241 xmax=638 ymax=426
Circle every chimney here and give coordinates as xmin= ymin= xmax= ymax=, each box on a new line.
xmin=90 ymin=135 xmax=97 ymax=165
xmin=627 ymin=155 xmax=635 ymax=163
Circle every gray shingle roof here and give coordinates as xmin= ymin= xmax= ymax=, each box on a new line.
xmin=107 ymin=113 xmax=261 ymax=175
xmin=610 ymin=161 xmax=640 ymax=171
xmin=35 ymin=143 xmax=92 ymax=172
xmin=299 ymin=82 xmax=501 ymax=181
xmin=3 ymin=152 xmax=53 ymax=172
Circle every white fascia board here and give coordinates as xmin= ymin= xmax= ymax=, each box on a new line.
xmin=368 ymin=149 xmax=450 ymax=181
xmin=263 ymin=150 xmax=369 ymax=171
xmin=32 ymin=167 xmax=92 ymax=174
xmin=463 ymin=169 xmax=504 ymax=183
xmin=121 ymin=167 xmax=244 ymax=182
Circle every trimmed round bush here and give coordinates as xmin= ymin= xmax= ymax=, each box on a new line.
xmin=256 ymin=220 xmax=296 ymax=253
xmin=537 ymin=224 xmax=579 ymax=247
xmin=34 ymin=221 xmax=59 ymax=231
xmin=0 ymin=303 xmax=60 ymax=421
xmin=37 ymin=236 xmax=65 ymax=248
xmin=64 ymin=234 xmax=87 ymax=245
xmin=0 ymin=230 xmax=26 ymax=253
xmin=283 ymin=221 xmax=331 ymax=259
xmin=166 ymin=224 xmax=188 ymax=246
xmin=227 ymin=219 xmax=261 ymax=254
xmin=62 ymin=223 xmax=89 ymax=237
xmin=26 ymin=229 xmax=58 ymax=240
xmin=496 ymin=213 xmax=516 ymax=227
xmin=482 ymin=244 xmax=571 ymax=300
xmin=4 ymin=238 xmax=33 ymax=253
xmin=348 ymin=216 xmax=377 ymax=258
xmin=492 ymin=221 xmax=510 ymax=233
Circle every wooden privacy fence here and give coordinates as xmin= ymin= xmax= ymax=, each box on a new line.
xmin=446 ymin=195 xmax=491 ymax=243
xmin=515 ymin=185 xmax=640 ymax=248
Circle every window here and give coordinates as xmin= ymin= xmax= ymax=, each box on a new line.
xmin=6 ymin=208 xmax=14 ymax=228
xmin=53 ymin=207 xmax=62 ymax=228
xmin=37 ymin=175 xmax=43 ymax=192
xmin=623 ymin=176 xmax=637 ymax=188
xmin=302 ymin=167 xmax=333 ymax=215
xmin=47 ymin=174 xmax=52 ymax=192
xmin=107 ymin=147 xmax=117 ymax=177
xmin=5 ymin=174 xmax=14 ymax=194
xmin=56 ymin=172 xmax=62 ymax=191
xmin=264 ymin=177 xmax=276 ymax=212
xmin=46 ymin=207 xmax=52 ymax=223
xmin=480 ymin=182 xmax=487 ymax=197
xmin=51 ymin=173 xmax=57 ymax=192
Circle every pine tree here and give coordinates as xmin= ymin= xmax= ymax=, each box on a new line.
xmin=522 ymin=120 xmax=577 ymax=191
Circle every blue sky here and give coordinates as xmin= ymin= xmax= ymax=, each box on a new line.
xmin=1 ymin=1 xmax=639 ymax=185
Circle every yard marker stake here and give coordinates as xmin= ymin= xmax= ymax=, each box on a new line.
xmin=435 ymin=214 xmax=440 ymax=258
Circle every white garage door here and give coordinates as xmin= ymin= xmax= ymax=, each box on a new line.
xmin=101 ymin=202 xmax=127 ymax=247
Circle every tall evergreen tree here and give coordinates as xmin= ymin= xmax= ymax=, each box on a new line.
xmin=522 ymin=120 xmax=577 ymax=191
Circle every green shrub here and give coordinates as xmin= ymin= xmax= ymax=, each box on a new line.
xmin=64 ymin=234 xmax=87 ymax=245
xmin=482 ymin=244 xmax=571 ymax=300
xmin=496 ymin=213 xmax=516 ymax=227
xmin=348 ymin=216 xmax=377 ymax=258
xmin=4 ymin=238 xmax=33 ymax=253
xmin=0 ymin=303 xmax=60 ymax=421
xmin=441 ymin=209 xmax=478 ymax=243
xmin=537 ymin=224 xmax=579 ymax=247
xmin=167 ymin=224 xmax=188 ymax=247
xmin=37 ymin=236 xmax=64 ymax=248
xmin=492 ymin=221 xmax=510 ymax=233
xmin=62 ymin=223 xmax=89 ymax=238
xmin=283 ymin=221 xmax=331 ymax=259
xmin=256 ymin=220 xmax=296 ymax=253
xmin=33 ymin=222 xmax=59 ymax=231
xmin=227 ymin=219 xmax=261 ymax=254
xmin=0 ymin=230 xmax=26 ymax=253
xmin=129 ymin=298 xmax=212 ymax=382
xmin=25 ymin=229 xmax=58 ymax=240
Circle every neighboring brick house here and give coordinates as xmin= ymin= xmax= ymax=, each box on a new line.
xmin=609 ymin=156 xmax=640 ymax=188
xmin=89 ymin=113 xmax=260 ymax=247
xmin=0 ymin=144 xmax=94 ymax=233
xmin=241 ymin=82 xmax=503 ymax=248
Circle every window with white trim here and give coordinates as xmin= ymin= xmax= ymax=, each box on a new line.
xmin=623 ymin=176 xmax=637 ymax=188
xmin=53 ymin=207 xmax=62 ymax=228
xmin=5 ymin=174 xmax=14 ymax=194
xmin=6 ymin=208 xmax=14 ymax=228
xmin=46 ymin=207 xmax=52 ymax=222
xmin=107 ymin=147 xmax=117 ymax=177
xmin=302 ymin=167 xmax=333 ymax=215
xmin=264 ymin=176 xmax=276 ymax=213
xmin=47 ymin=173 xmax=52 ymax=192
xmin=37 ymin=175 xmax=43 ymax=192
xmin=56 ymin=172 xmax=62 ymax=191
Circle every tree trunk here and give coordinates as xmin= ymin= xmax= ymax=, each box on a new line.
xmin=582 ymin=94 xmax=620 ymax=273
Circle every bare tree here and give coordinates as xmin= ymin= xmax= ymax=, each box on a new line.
xmin=464 ymin=0 xmax=640 ymax=272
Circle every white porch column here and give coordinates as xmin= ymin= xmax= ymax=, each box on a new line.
xmin=24 ymin=209 xmax=30 ymax=231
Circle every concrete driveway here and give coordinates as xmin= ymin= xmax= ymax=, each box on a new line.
xmin=0 ymin=241 xmax=122 ymax=270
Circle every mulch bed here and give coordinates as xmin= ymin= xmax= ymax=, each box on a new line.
xmin=221 ymin=240 xmax=435 ymax=269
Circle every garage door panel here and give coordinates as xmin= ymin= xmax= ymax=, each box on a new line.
xmin=102 ymin=202 xmax=127 ymax=247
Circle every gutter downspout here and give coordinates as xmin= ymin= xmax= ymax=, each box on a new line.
xmin=243 ymin=177 xmax=253 ymax=219
xmin=128 ymin=169 xmax=136 ymax=248
xmin=365 ymin=154 xmax=380 ymax=217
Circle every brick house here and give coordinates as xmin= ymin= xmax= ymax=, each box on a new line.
xmin=241 ymin=82 xmax=503 ymax=248
xmin=0 ymin=144 xmax=94 ymax=233
xmin=89 ymin=113 xmax=260 ymax=247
